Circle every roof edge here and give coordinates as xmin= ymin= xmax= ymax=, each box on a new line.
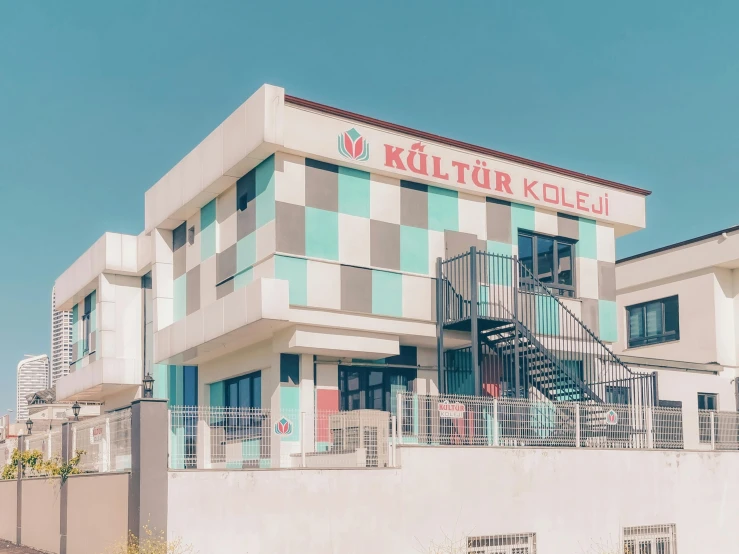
xmin=285 ymin=94 xmax=652 ymax=197
xmin=618 ymin=224 xmax=739 ymax=264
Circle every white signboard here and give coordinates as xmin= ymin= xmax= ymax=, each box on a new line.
xmin=439 ymin=402 xmax=466 ymax=420
xmin=90 ymin=426 xmax=105 ymax=444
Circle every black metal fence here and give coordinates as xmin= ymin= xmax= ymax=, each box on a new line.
xmin=438 ymin=248 xmax=657 ymax=407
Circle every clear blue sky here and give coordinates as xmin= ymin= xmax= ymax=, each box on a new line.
xmin=1 ymin=1 xmax=738 ymax=415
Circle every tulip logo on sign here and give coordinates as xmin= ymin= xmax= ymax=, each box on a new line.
xmin=605 ymin=409 xmax=618 ymax=426
xmin=338 ymin=128 xmax=370 ymax=161
xmin=274 ymin=417 xmax=293 ymax=436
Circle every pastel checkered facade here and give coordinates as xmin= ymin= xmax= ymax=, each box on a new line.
xmin=168 ymin=152 xmax=618 ymax=341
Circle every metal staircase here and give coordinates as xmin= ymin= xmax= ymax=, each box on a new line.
xmin=436 ymin=247 xmax=657 ymax=407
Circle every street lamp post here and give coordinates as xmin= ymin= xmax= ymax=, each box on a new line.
xmin=142 ymin=373 xmax=155 ymax=399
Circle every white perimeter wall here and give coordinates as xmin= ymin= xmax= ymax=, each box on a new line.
xmin=168 ymin=446 xmax=739 ymax=554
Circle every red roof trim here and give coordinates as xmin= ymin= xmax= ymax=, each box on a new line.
xmin=285 ymin=95 xmax=651 ymax=197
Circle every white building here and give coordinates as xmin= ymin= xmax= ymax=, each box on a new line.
xmin=50 ymin=286 xmax=73 ymax=387
xmin=614 ymin=225 xmax=739 ymax=413
xmin=45 ymin=84 xmax=739 ymax=553
xmin=16 ymin=355 xmax=49 ymax=423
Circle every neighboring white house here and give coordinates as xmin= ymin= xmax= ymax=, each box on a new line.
xmin=614 ymin=225 xmax=739 ymax=413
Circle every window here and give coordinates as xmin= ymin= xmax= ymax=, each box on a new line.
xmin=627 ymin=296 xmax=679 ymax=348
xmin=280 ymin=354 xmax=299 ymax=385
xmin=698 ymin=392 xmax=717 ymax=411
xmin=606 ymin=385 xmax=630 ymax=405
xmin=518 ymin=232 xmax=575 ymax=297
xmin=173 ymin=223 xmax=186 ymax=251
xmin=236 ymin=170 xmax=256 ymax=212
xmin=225 ymin=372 xmax=262 ymax=409
xmin=81 ymin=292 xmax=94 ymax=355
xmin=623 ymin=525 xmax=677 ymax=554
xmin=339 ymin=366 xmax=416 ymax=412
xmin=467 ymin=533 xmax=536 ymax=554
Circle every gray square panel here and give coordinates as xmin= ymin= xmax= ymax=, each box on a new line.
xmin=558 ymin=213 xmax=579 ymax=240
xmin=275 ymin=201 xmax=306 ymax=255
xmin=598 ymin=261 xmax=616 ymax=301
xmin=340 ymin=265 xmax=372 ymax=313
xmin=237 ymin=201 xmax=256 ymax=240
xmin=186 ymin=265 xmax=201 ymax=316
xmin=305 ymin=159 xmax=339 ymax=212
xmin=173 ymin=247 xmax=186 ymax=280
xmin=400 ymin=181 xmax=428 ymax=229
xmin=486 ymin=198 xmax=512 ymax=244
xmin=216 ymin=278 xmax=234 ymax=300
xmin=217 ymin=244 xmax=237 ymax=283
xmin=580 ymin=298 xmax=600 ymax=336
xmin=444 ymin=230 xmax=485 ymax=259
xmin=370 ymin=220 xmax=400 ymax=270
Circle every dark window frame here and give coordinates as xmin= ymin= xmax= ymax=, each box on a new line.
xmin=626 ymin=296 xmax=680 ymax=348
xmin=698 ymin=392 xmax=717 ymax=411
xmin=517 ymin=232 xmax=576 ymax=298
xmin=224 ymin=371 xmax=262 ymax=410
xmin=339 ymin=366 xmax=416 ymax=412
xmin=81 ymin=292 xmax=94 ymax=355
xmin=173 ymin=223 xmax=186 ymax=251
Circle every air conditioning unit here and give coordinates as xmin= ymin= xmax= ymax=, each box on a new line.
xmin=329 ymin=410 xmax=390 ymax=468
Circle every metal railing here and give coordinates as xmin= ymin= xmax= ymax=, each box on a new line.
xmin=438 ymin=249 xmax=656 ymax=406
xmin=24 ymin=428 xmax=63 ymax=461
xmin=699 ymin=410 xmax=739 ymax=450
xmin=168 ymin=406 xmax=398 ymax=470
xmin=398 ymin=392 xmax=684 ymax=450
xmin=0 ymin=439 xmax=17 ymax=467
xmin=71 ymin=408 xmax=132 ymax=473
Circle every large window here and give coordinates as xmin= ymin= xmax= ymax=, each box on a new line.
xmin=518 ymin=232 xmax=575 ymax=297
xmin=339 ymin=367 xmax=416 ymax=412
xmin=467 ymin=533 xmax=537 ymax=554
xmin=627 ymin=296 xmax=679 ymax=348
xmin=225 ymin=372 xmax=262 ymax=409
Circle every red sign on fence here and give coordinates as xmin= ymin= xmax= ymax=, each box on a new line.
xmin=439 ymin=402 xmax=466 ymax=420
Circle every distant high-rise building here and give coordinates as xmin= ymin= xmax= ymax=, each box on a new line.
xmin=51 ymin=286 xmax=73 ymax=387
xmin=16 ymin=354 xmax=50 ymax=422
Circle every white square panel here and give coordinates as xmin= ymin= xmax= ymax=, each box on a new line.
xmin=458 ymin=193 xmax=487 ymax=240
xmin=402 ymin=274 xmax=432 ymax=320
xmin=256 ymin=219 xmax=276 ymax=262
xmin=275 ymin=152 xmax=306 ymax=206
xmin=370 ymin=174 xmax=401 ymax=224
xmin=307 ymin=260 xmax=341 ymax=310
xmin=339 ymin=213 xmax=371 ymax=267
xmin=577 ymin=257 xmax=599 ymax=299
xmin=596 ymin=223 xmax=616 ymax=263
xmin=535 ymin=208 xmax=558 ymax=236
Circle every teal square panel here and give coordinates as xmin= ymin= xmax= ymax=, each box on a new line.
xmin=371 ymin=270 xmax=402 ymax=317
xmin=536 ymin=294 xmax=560 ymax=336
xmin=236 ymin=233 xmax=256 ymax=272
xmin=305 ymin=207 xmax=339 ymax=260
xmin=275 ymin=255 xmax=308 ymax=306
xmin=427 ymin=186 xmax=458 ymax=232
xmin=153 ymin=363 xmax=168 ymax=400
xmin=338 ymin=166 xmax=370 ymax=218
xmin=400 ymin=225 xmax=429 ymax=274
xmin=234 ymin=268 xmax=253 ymax=291
xmin=201 ymin=200 xmax=217 ymax=261
xmin=511 ymin=203 xmax=535 ymax=236
xmin=173 ymin=274 xmax=187 ymax=322
xmin=578 ymin=218 xmax=597 ymax=259
xmin=486 ymin=241 xmax=513 ymax=285
xmin=256 ymin=155 xmax=276 ymax=228
xmin=598 ymin=299 xmax=618 ymax=342
xmin=279 ymin=386 xmax=300 ymax=443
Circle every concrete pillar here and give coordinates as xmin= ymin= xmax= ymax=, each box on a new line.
xmin=59 ymin=422 xmax=71 ymax=554
xmin=128 ymin=399 xmax=169 ymax=545
xmin=299 ymin=354 xmax=315 ymax=457
xmin=16 ymin=436 xmax=23 ymax=546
